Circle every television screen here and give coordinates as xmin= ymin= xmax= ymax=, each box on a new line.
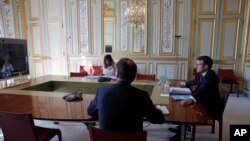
xmin=0 ymin=38 xmax=29 ymax=79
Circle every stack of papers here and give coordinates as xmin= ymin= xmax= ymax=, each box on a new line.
xmin=169 ymin=87 xmax=192 ymax=95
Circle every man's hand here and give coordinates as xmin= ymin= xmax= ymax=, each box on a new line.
xmin=178 ymin=81 xmax=186 ymax=86
xmin=181 ymin=99 xmax=194 ymax=106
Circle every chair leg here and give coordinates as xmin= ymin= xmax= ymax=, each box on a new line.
xmin=219 ymin=120 xmax=223 ymax=141
xmin=57 ymin=130 xmax=62 ymax=141
xmin=211 ymin=120 xmax=215 ymax=133
xmin=191 ymin=125 xmax=196 ymax=141
xmin=237 ymin=84 xmax=239 ymax=97
xmin=230 ymin=84 xmax=233 ymax=93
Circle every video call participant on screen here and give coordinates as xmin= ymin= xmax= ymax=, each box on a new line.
xmin=169 ymin=56 xmax=221 ymax=141
xmin=88 ymin=58 xmax=165 ymax=132
xmin=102 ymin=54 xmax=116 ymax=76
xmin=1 ymin=59 xmax=14 ymax=78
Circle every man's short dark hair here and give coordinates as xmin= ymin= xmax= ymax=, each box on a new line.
xmin=116 ymin=58 xmax=137 ymax=81
xmin=197 ymin=56 xmax=213 ymax=70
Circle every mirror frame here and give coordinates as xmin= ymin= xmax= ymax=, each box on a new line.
xmin=101 ymin=0 xmax=148 ymax=55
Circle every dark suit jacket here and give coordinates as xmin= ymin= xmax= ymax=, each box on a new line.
xmin=186 ymin=70 xmax=221 ymax=120
xmin=87 ymin=81 xmax=165 ymax=132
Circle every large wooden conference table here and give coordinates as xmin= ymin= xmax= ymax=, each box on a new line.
xmin=0 ymin=75 xmax=213 ymax=125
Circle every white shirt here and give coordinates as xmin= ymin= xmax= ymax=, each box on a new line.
xmin=103 ymin=65 xmax=116 ymax=76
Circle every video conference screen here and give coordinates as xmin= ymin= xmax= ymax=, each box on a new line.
xmin=0 ymin=38 xmax=29 ymax=79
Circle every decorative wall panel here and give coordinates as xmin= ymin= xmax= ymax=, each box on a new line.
xmin=156 ymin=63 xmax=178 ymax=79
xmin=197 ymin=19 xmax=215 ymax=57
xmin=136 ymin=63 xmax=146 ymax=74
xmin=199 ymin=0 xmax=217 ymax=15
xmin=120 ymin=1 xmax=128 ymax=51
xmin=47 ymin=23 xmax=61 ymax=56
xmin=0 ymin=1 xmax=15 ymax=38
xmin=28 ymin=0 xmax=41 ymax=20
xmin=161 ymin=0 xmax=174 ymax=54
xmin=222 ymin=0 xmax=241 ymax=14
xmin=30 ymin=24 xmax=43 ymax=56
xmin=219 ymin=19 xmax=239 ymax=60
xmin=46 ymin=0 xmax=59 ymax=20
xmin=33 ymin=61 xmax=45 ymax=77
xmin=79 ymin=0 xmax=89 ymax=53
xmin=49 ymin=60 xmax=62 ymax=75
xmin=151 ymin=0 xmax=161 ymax=55
xmin=247 ymin=27 xmax=250 ymax=56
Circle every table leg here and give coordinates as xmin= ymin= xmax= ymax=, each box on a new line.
xmin=180 ymin=124 xmax=185 ymax=141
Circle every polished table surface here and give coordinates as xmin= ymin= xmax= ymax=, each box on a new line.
xmin=0 ymin=75 xmax=212 ymax=125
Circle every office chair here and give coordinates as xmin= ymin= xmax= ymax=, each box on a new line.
xmin=0 ymin=111 xmax=62 ymax=141
xmin=217 ymin=69 xmax=239 ymax=97
xmin=136 ymin=73 xmax=156 ymax=81
xmin=89 ymin=126 xmax=147 ymax=141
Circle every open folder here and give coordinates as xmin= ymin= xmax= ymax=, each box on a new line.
xmin=169 ymin=87 xmax=192 ymax=95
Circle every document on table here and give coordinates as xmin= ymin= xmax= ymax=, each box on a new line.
xmin=169 ymin=87 xmax=192 ymax=95
xmin=156 ymin=105 xmax=170 ymax=115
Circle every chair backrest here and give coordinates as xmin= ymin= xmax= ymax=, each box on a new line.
xmin=70 ymin=72 xmax=87 ymax=77
xmin=80 ymin=65 xmax=92 ymax=75
xmin=218 ymin=69 xmax=234 ymax=80
xmin=218 ymin=88 xmax=229 ymax=118
xmin=136 ymin=73 xmax=156 ymax=81
xmin=89 ymin=127 xmax=147 ymax=141
xmin=0 ymin=111 xmax=38 ymax=141
xmin=92 ymin=66 xmax=103 ymax=76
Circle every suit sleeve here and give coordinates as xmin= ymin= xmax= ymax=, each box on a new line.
xmin=192 ymin=74 xmax=214 ymax=101
xmin=186 ymin=79 xmax=198 ymax=87
xmin=142 ymin=92 xmax=165 ymax=124
xmin=87 ymin=89 xmax=99 ymax=119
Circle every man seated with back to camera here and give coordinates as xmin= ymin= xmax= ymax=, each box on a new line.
xmin=87 ymin=58 xmax=165 ymax=132
xmin=169 ymin=56 xmax=221 ymax=141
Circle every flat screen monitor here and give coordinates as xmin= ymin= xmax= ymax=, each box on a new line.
xmin=0 ymin=38 xmax=29 ymax=79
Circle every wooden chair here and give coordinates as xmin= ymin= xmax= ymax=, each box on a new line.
xmin=217 ymin=69 xmax=239 ymax=97
xmin=70 ymin=72 xmax=88 ymax=77
xmin=136 ymin=73 xmax=156 ymax=81
xmin=189 ymin=91 xmax=229 ymax=141
xmin=0 ymin=111 xmax=62 ymax=141
xmin=89 ymin=126 xmax=147 ymax=141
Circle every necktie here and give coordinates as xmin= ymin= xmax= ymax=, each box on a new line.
xmin=200 ymin=75 xmax=204 ymax=81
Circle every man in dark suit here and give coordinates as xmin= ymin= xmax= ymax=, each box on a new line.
xmin=180 ymin=56 xmax=220 ymax=119
xmin=87 ymin=58 xmax=165 ymax=132
xmin=170 ymin=56 xmax=221 ymax=141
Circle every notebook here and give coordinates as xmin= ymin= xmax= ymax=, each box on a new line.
xmin=169 ymin=87 xmax=192 ymax=95
xmin=171 ymin=95 xmax=194 ymax=101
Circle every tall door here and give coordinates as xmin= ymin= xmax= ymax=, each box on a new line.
xmin=191 ymin=0 xmax=246 ymax=76
xmin=26 ymin=0 xmax=67 ymax=77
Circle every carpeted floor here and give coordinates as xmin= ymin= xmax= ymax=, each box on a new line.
xmin=0 ymin=93 xmax=249 ymax=141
